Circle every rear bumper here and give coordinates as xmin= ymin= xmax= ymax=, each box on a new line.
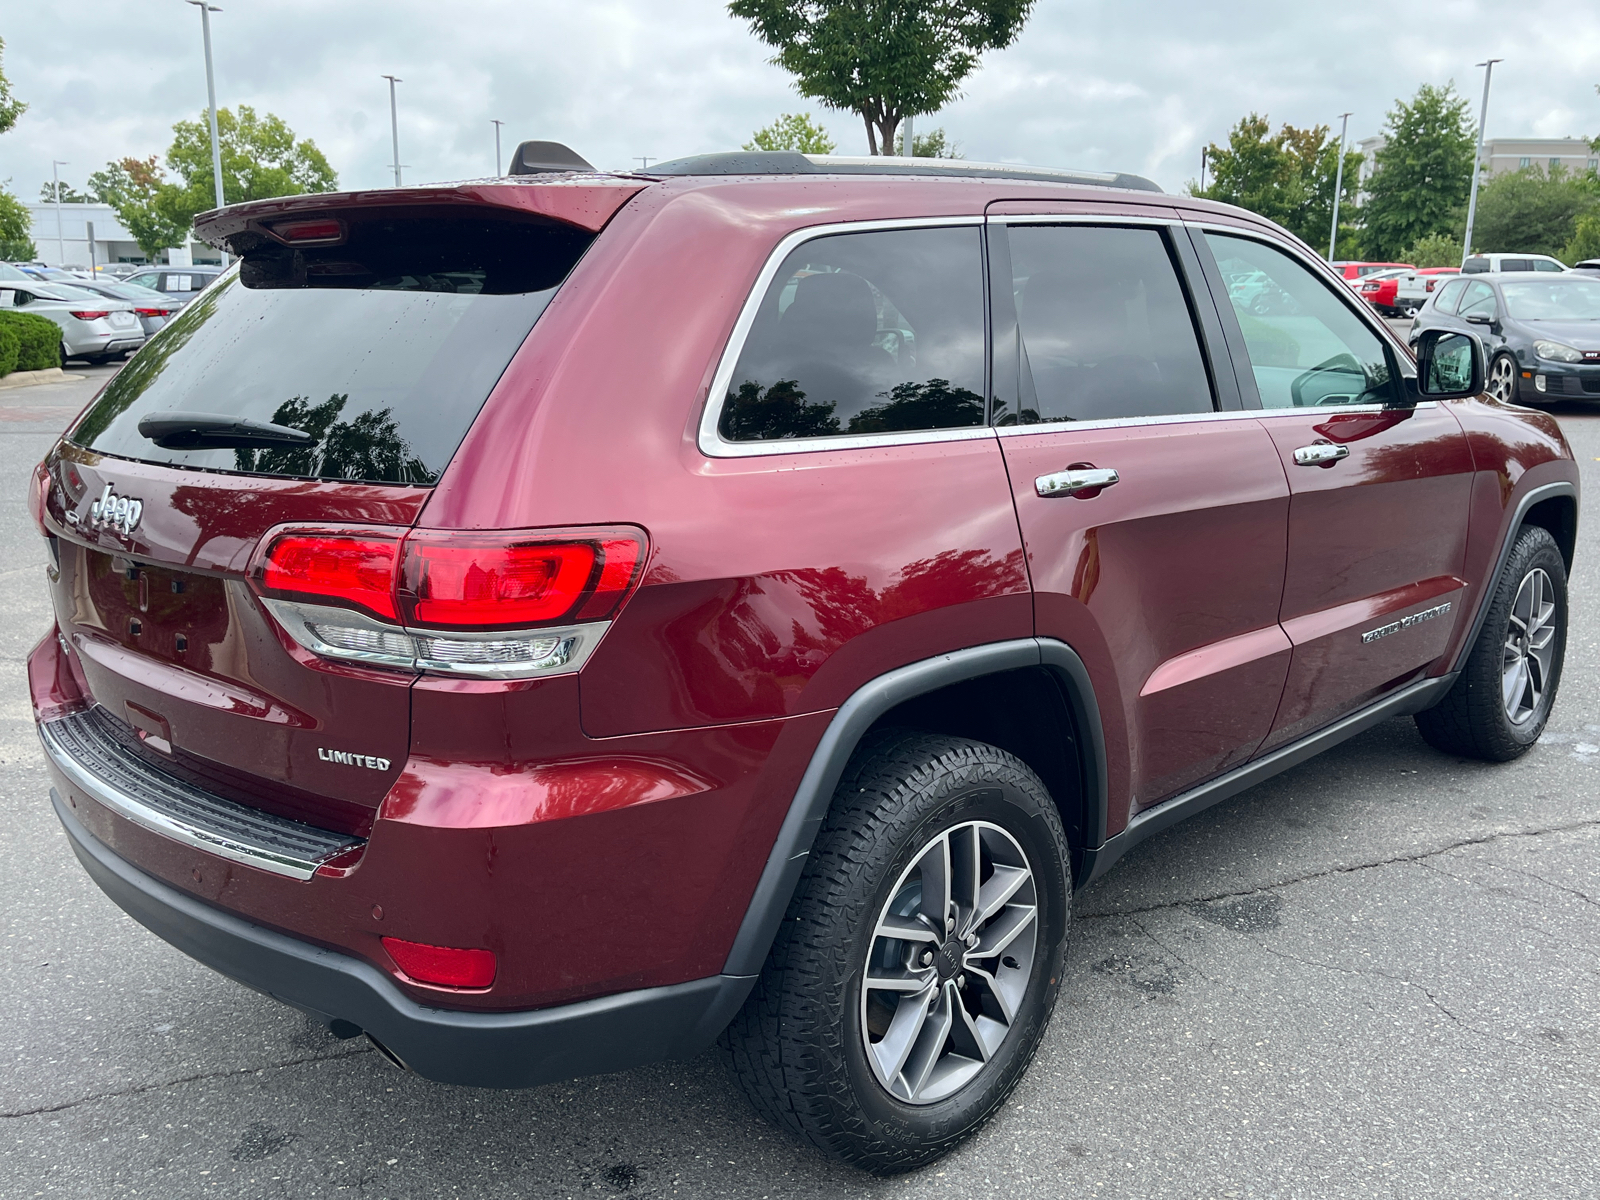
xmin=52 ymin=789 xmax=754 ymax=1088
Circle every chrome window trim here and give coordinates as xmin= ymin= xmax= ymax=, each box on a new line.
xmin=697 ymin=215 xmax=988 ymax=460
xmin=1182 ymin=220 xmax=1420 ymax=372
xmin=990 ymin=213 xmax=1176 ymax=228
xmin=993 ymin=400 xmax=1439 ymax=438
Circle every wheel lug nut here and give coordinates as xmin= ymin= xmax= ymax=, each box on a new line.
xmin=956 ymin=974 xmax=966 ymax=988
xmin=920 ymin=950 xmax=934 ymax=967
xmin=946 ymin=917 xmax=955 ymax=932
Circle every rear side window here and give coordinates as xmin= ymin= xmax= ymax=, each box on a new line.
xmin=1434 ymin=278 xmax=1469 ymax=313
xmin=1499 ymin=259 xmax=1532 ymax=273
xmin=71 ymin=214 xmax=592 ymax=485
xmin=1533 ymin=259 xmax=1565 ymax=272
xmin=997 ymin=224 xmax=1213 ymax=424
xmin=718 ymin=226 xmax=985 ymax=442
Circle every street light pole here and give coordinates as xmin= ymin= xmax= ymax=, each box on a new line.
xmin=491 ymin=119 xmax=504 ymax=175
xmin=1200 ymin=146 xmax=1208 ymax=192
xmin=1461 ymin=59 xmax=1502 ymax=267
xmin=52 ymin=160 xmax=67 ymax=264
xmin=186 ymin=1 xmax=226 ymax=210
xmin=382 ymin=75 xmax=403 ymax=187
xmin=1328 ymin=112 xmax=1352 ymax=261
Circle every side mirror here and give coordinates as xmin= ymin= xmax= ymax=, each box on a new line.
xmin=1463 ymin=311 xmax=1494 ymax=325
xmin=1415 ymin=329 xmax=1483 ymax=399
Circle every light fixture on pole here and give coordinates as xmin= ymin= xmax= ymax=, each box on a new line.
xmin=1200 ymin=146 xmax=1208 ymax=192
xmin=51 ymin=160 xmax=68 ymax=265
xmin=1461 ymin=59 xmax=1502 ymax=267
xmin=382 ymin=75 xmax=403 ymax=187
xmin=491 ymin=119 xmax=504 ymax=176
xmin=1328 ymin=112 xmax=1352 ymax=261
xmin=185 ymin=1 xmax=226 ymax=211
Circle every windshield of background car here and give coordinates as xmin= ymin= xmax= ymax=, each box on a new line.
xmin=1501 ymin=278 xmax=1600 ymax=320
xmin=70 ymin=213 xmax=594 ymax=485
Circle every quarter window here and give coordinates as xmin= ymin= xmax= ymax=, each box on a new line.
xmin=718 ymin=227 xmax=986 ymax=442
xmin=996 ymin=225 xmax=1213 ymax=423
xmin=1205 ymin=233 xmax=1400 ymax=409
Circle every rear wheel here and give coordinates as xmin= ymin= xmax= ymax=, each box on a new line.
xmin=722 ymin=730 xmax=1070 ymax=1173
xmin=1416 ymin=525 xmax=1567 ymax=761
xmin=1487 ymin=352 xmax=1518 ymax=403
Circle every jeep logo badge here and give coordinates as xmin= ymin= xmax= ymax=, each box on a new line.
xmin=87 ymin=484 xmax=143 ymax=536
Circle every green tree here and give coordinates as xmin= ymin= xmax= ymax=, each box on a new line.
xmin=1563 ymin=211 xmax=1600 ymax=263
xmin=728 ymin=0 xmax=1035 ymax=155
xmin=88 ymin=157 xmax=190 ymax=262
xmin=40 ymin=180 xmax=92 ymax=204
xmin=894 ymin=126 xmax=962 ymax=157
xmin=158 ymin=105 xmax=337 ymax=229
xmin=1362 ymin=83 xmax=1476 ymax=260
xmin=1400 ymin=231 xmax=1464 ymax=268
xmin=0 ymin=37 xmax=26 ymax=136
xmin=745 ymin=112 xmax=837 ymax=153
xmin=1190 ymin=114 xmax=1361 ymax=251
xmin=1469 ymin=165 xmax=1599 ymax=258
xmin=0 ymin=189 xmax=35 ymax=260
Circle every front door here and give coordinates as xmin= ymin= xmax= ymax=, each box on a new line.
xmin=1198 ymin=231 xmax=1476 ymax=751
xmin=991 ymin=219 xmax=1293 ymax=812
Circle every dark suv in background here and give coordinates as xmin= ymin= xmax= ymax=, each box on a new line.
xmin=30 ymin=147 xmax=1577 ymax=1172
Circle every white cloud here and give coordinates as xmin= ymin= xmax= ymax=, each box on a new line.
xmin=2 ymin=0 xmax=1597 ymax=199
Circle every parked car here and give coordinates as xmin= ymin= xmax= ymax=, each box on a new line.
xmin=1332 ymin=259 xmax=1415 ymax=280
xmin=1462 ymin=253 xmax=1568 ymax=274
xmin=1572 ymin=259 xmax=1600 ymax=273
xmin=93 ymin=264 xmax=144 ymax=280
xmin=29 ymin=150 xmax=1578 ymax=1173
xmin=67 ymin=279 xmax=178 ymax=337
xmin=122 ymin=266 xmax=225 ymax=308
xmin=1411 ymin=269 xmax=1600 ymax=403
xmin=1352 ymin=267 xmax=1409 ymax=316
xmin=0 ymin=265 xmax=146 ymax=362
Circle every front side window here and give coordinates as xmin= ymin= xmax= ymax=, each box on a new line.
xmin=1205 ymin=233 xmax=1399 ymax=409
xmin=998 ymin=224 xmax=1213 ymax=423
xmin=1435 ymin=278 xmax=1469 ymax=313
xmin=718 ymin=226 xmax=986 ymax=442
xmin=1458 ymin=280 xmax=1498 ymax=320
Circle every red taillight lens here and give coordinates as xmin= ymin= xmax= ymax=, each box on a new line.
xmin=381 ymin=937 xmax=496 ymax=989
xmin=400 ymin=530 xmax=644 ymax=630
xmin=267 ymin=217 xmax=346 ymax=245
xmin=260 ymin=531 xmax=402 ymax=620
xmin=69 ymin=310 xmax=110 ymax=320
xmin=134 ymin=307 xmax=170 ymax=317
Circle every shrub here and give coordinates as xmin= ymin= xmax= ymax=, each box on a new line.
xmin=1400 ymin=231 xmax=1464 ymax=268
xmin=1563 ymin=212 xmax=1600 ymax=264
xmin=0 ymin=322 xmax=19 ymax=377
xmin=0 ymin=311 xmax=62 ymax=371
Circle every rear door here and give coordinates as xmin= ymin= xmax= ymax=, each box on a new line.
xmin=990 ymin=217 xmax=1292 ymax=811
xmin=1194 ymin=229 xmax=1475 ymax=751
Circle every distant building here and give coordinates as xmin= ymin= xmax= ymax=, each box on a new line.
xmin=22 ymin=202 xmax=220 ymax=268
xmin=1355 ymin=134 xmax=1598 ymax=199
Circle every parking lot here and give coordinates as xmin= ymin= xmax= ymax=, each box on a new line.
xmin=1 ymin=359 xmax=1596 ymax=1199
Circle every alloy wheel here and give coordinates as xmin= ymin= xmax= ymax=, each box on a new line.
xmin=1502 ymin=567 xmax=1557 ymax=724
xmin=1488 ymin=355 xmax=1516 ymax=402
xmin=860 ymin=821 xmax=1038 ymax=1105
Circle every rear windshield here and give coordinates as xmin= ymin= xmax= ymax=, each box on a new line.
xmin=70 ymin=213 xmax=593 ymax=485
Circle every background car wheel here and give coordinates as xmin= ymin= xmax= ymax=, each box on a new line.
xmin=722 ymin=729 xmax=1071 ymax=1174
xmin=1416 ymin=525 xmax=1567 ymax=761
xmin=1486 ymin=353 xmax=1518 ymax=403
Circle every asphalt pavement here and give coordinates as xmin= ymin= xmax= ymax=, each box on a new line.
xmin=2 ymin=359 xmax=1596 ymax=1199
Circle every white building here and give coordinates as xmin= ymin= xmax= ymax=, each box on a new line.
xmin=23 ymin=201 xmax=220 ymax=268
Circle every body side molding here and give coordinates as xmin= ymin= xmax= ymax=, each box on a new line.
xmin=721 ymin=638 xmax=1109 ymax=977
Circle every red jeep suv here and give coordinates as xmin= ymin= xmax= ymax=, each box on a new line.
xmin=29 ymin=147 xmax=1578 ymax=1173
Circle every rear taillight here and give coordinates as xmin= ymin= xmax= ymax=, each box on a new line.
xmin=28 ymin=462 xmax=50 ymax=538
xmin=251 ymin=524 xmax=646 ymax=679
xmin=382 ymin=937 xmax=496 ymax=989
xmin=69 ymin=310 xmax=110 ymax=320
xmin=133 ymin=307 xmax=170 ymax=317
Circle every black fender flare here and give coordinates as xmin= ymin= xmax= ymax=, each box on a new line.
xmin=720 ymin=637 xmax=1109 ymax=977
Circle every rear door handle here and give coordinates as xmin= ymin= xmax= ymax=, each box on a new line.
xmin=1292 ymin=442 xmax=1350 ymax=467
xmin=1035 ymin=467 xmax=1120 ymax=498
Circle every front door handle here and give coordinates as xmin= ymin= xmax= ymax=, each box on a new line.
xmin=1035 ymin=466 xmax=1120 ymax=498
xmin=1292 ymin=442 xmax=1350 ymax=467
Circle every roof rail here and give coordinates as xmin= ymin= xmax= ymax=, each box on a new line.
xmin=645 ymin=151 xmax=1162 ymax=193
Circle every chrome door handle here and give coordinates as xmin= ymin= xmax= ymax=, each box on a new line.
xmin=1292 ymin=442 xmax=1350 ymax=467
xmin=1035 ymin=467 xmax=1120 ymax=498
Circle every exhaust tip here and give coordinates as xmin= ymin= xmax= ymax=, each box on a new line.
xmin=366 ymin=1033 xmax=412 ymax=1073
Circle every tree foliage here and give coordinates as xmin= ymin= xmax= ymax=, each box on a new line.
xmin=158 ymin=105 xmax=337 ymax=230
xmin=1400 ymin=231 xmax=1464 ymax=268
xmin=0 ymin=189 xmax=35 ymax=260
xmin=895 ymin=126 xmax=962 ymax=157
xmin=728 ymin=0 xmax=1034 ymax=154
xmin=0 ymin=37 xmax=25 ymax=136
xmin=1190 ymin=114 xmax=1362 ymax=251
xmin=1564 ymin=211 xmax=1600 ymax=264
xmin=1468 ymin=166 xmax=1599 ymax=259
xmin=40 ymin=180 xmax=93 ymax=204
xmin=744 ymin=112 xmax=837 ymax=154
xmin=89 ymin=157 xmax=190 ymax=261
xmin=1362 ymin=83 xmax=1476 ymax=260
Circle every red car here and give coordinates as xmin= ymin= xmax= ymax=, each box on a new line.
xmin=1332 ymin=260 xmax=1416 ymax=280
xmin=30 ymin=148 xmax=1578 ymax=1173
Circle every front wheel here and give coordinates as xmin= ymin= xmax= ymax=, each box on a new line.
xmin=1416 ymin=525 xmax=1567 ymax=761
xmin=1487 ymin=352 xmax=1518 ymax=403
xmin=722 ymin=730 xmax=1071 ymax=1173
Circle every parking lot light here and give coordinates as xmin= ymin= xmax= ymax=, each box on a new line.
xmin=1461 ymin=59 xmax=1502 ymax=267
xmin=185 ymin=1 xmax=226 ymax=212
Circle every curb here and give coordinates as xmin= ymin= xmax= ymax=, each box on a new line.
xmin=0 ymin=368 xmax=82 ymax=391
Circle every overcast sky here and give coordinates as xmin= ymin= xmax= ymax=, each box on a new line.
xmin=3 ymin=0 xmax=1598 ymax=200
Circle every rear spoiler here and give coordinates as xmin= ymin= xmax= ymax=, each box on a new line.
xmin=194 ymin=178 xmax=648 ymax=254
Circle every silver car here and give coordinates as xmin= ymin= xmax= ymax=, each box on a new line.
xmin=0 ymin=263 xmax=146 ymax=363
xmin=66 ymin=279 xmax=178 ymax=337
xmin=122 ymin=266 xmax=224 ymax=310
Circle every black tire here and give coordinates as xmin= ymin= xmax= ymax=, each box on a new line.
xmin=722 ymin=729 xmax=1071 ymax=1173
xmin=1416 ymin=525 xmax=1567 ymax=761
xmin=1487 ymin=352 xmax=1519 ymax=404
